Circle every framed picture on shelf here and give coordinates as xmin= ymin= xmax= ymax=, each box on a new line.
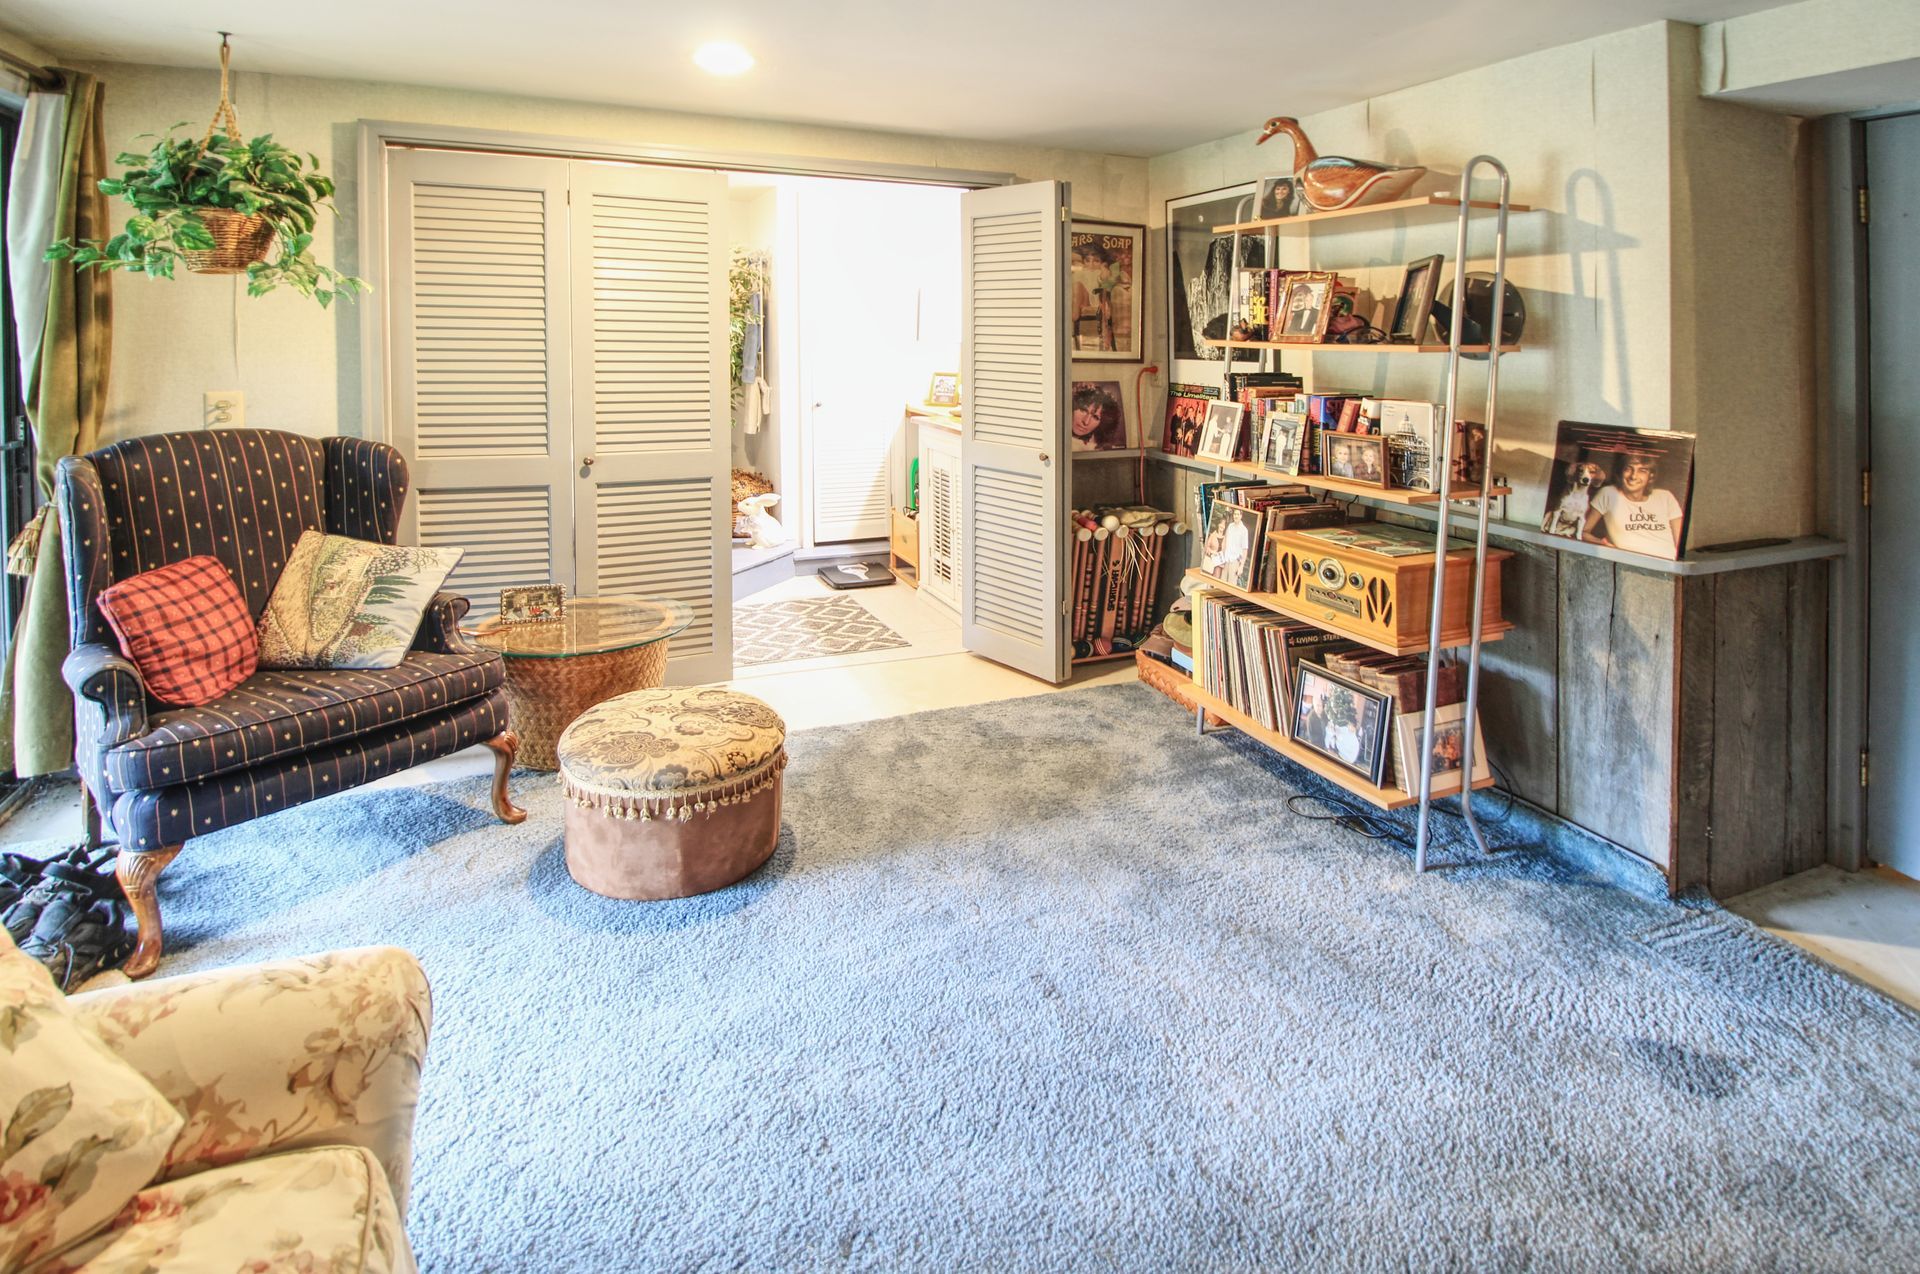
xmin=1290 ymin=662 xmax=1393 ymax=786
xmin=1166 ymin=184 xmax=1264 ymax=368
xmin=1160 ymin=383 xmax=1218 ymax=457
xmin=1195 ymin=401 xmax=1246 ymax=464
xmin=926 ymin=373 xmax=961 ymax=407
xmin=1274 ymin=271 xmax=1338 ymax=344
xmin=1539 ymin=421 xmax=1694 ymax=560
xmin=1259 ymin=407 xmax=1308 ymax=475
xmin=1320 ymin=432 xmax=1388 ymax=487
xmin=1256 ymin=174 xmax=1301 ymax=221
xmin=1388 ymin=254 xmax=1443 ymax=344
xmin=1070 ymin=221 xmax=1145 ymax=361
xmin=1070 ymin=380 xmax=1133 ymax=451
xmin=1199 ymin=499 xmax=1264 ymax=591
xmin=1392 ymin=701 xmax=1490 ymax=796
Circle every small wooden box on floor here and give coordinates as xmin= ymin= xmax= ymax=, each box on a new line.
xmin=890 ymin=508 xmax=920 ymax=587
xmin=556 ymin=687 xmax=787 ymax=900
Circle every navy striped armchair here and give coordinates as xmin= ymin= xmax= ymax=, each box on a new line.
xmin=56 ymin=429 xmax=524 ymax=977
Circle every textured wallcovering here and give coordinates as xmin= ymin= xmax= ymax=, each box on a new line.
xmin=122 ymin=682 xmax=1920 ymax=1271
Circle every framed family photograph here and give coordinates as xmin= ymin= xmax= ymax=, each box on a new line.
xmin=1071 ymin=221 xmax=1145 ymax=361
xmin=1200 ymin=499 xmax=1264 ymax=591
xmin=1274 ymin=271 xmax=1338 ymax=344
xmin=925 ymin=373 xmax=961 ymax=407
xmin=499 ymin=583 xmax=565 ymax=625
xmin=1392 ymin=702 xmax=1490 ymax=796
xmin=1167 ymin=184 xmax=1264 ymax=368
xmin=1539 ymin=421 xmax=1695 ymax=560
xmin=1259 ymin=407 xmax=1308 ymax=475
xmin=1389 ymin=254 xmax=1443 ymax=344
xmin=1291 ymin=662 xmax=1393 ymax=786
xmin=1195 ymin=401 xmax=1246 ymax=464
xmin=1321 ymin=433 xmax=1388 ymax=487
xmin=1070 ymin=380 xmax=1134 ymax=452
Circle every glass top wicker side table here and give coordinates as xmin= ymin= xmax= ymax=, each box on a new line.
xmin=467 ymin=595 xmax=693 ymax=770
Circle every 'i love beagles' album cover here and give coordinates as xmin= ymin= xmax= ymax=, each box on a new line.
xmin=1540 ymin=421 xmax=1694 ymax=561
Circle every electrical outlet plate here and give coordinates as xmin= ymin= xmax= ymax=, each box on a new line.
xmin=203 ymin=390 xmax=244 ymax=430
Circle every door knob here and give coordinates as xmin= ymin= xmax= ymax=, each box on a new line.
xmin=1038 ymin=452 xmax=1050 ymax=465
xmin=582 ymin=456 xmax=596 ymax=468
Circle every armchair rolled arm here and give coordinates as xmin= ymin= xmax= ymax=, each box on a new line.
xmin=412 ymin=590 xmax=475 ymax=655
xmin=64 ymin=643 xmax=149 ymax=817
xmin=64 ymin=642 xmax=150 ymax=746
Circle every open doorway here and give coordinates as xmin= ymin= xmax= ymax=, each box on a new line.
xmin=725 ymin=172 xmax=966 ymax=676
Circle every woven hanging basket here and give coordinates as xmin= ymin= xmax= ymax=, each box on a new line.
xmin=180 ymin=208 xmax=276 ymax=274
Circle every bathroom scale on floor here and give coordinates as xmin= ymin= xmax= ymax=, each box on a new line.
xmin=818 ymin=562 xmax=895 ymax=590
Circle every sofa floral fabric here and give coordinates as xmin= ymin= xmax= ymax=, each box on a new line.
xmin=71 ymin=946 xmax=432 ymax=1217
xmin=557 ymin=686 xmax=786 ymax=795
xmin=39 ymin=1145 xmax=414 ymax=1274
xmin=0 ymin=935 xmax=182 ymax=1270
xmin=256 ymin=533 xmax=464 ymax=671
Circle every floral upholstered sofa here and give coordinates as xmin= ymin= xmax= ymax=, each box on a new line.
xmin=0 ymin=935 xmax=430 ymax=1272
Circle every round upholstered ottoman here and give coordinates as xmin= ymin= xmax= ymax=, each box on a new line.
xmin=555 ymin=686 xmax=787 ymax=900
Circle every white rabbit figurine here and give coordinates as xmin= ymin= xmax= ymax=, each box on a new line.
xmin=739 ymin=492 xmax=787 ymax=549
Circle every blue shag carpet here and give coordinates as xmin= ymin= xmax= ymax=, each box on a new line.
xmin=139 ymin=682 xmax=1918 ymax=1271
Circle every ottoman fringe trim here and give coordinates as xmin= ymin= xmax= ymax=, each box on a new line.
xmin=560 ymin=749 xmax=789 ymax=823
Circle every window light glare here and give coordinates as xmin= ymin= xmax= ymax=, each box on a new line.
xmin=693 ymin=42 xmax=755 ymax=76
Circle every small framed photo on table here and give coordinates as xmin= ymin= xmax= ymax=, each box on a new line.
xmin=499 ymin=584 xmax=566 ymax=624
xmin=926 ymin=373 xmax=961 ymax=408
xmin=1291 ymin=663 xmax=1393 ymax=786
xmin=1320 ymin=433 xmax=1388 ymax=487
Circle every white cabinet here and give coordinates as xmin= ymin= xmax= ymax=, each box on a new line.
xmin=919 ymin=426 xmax=962 ymax=616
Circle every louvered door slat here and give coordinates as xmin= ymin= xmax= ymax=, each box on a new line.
xmin=958 ymin=182 xmax=1068 ymax=683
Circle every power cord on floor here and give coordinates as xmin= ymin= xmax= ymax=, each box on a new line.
xmin=1281 ymin=755 xmax=1523 ymax=863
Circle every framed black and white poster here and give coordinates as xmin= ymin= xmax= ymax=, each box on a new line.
xmin=1167 ymin=184 xmax=1263 ymax=371
xmin=1070 ymin=220 xmax=1145 ymax=362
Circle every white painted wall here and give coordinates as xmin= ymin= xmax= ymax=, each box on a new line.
xmin=64 ymin=59 xmax=1146 ymax=449
xmin=1701 ymin=0 xmax=1920 ymax=113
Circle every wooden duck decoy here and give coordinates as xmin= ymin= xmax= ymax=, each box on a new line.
xmin=1255 ymin=117 xmax=1429 ymax=212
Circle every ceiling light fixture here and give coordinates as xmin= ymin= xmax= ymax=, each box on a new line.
xmin=693 ymin=42 xmax=755 ymax=76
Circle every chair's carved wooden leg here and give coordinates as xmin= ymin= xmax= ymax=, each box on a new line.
xmin=116 ymin=845 xmax=182 ymax=979
xmin=80 ymin=782 xmax=104 ymax=851
xmin=481 ymin=730 xmax=527 ymax=825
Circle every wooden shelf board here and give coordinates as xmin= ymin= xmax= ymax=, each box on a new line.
xmin=1072 ymin=447 xmax=1148 ymax=460
xmin=1185 ymin=567 xmax=1511 ymax=657
xmin=1183 ymin=680 xmax=1490 ymax=811
xmin=1175 ymin=453 xmax=1510 ymax=507
xmin=1212 ymin=194 xmax=1535 ymax=235
xmin=1220 ymin=341 xmax=1521 ymax=354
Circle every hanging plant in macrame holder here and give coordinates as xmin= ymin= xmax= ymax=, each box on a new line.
xmin=46 ymin=35 xmax=367 ymax=306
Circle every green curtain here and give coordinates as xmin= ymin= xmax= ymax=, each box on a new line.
xmin=3 ymin=71 xmax=111 ymax=777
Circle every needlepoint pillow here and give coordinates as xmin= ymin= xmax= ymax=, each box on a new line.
xmin=0 ymin=932 xmax=184 ymax=1269
xmin=256 ymin=531 xmax=463 ymax=670
xmin=96 ymin=556 xmax=258 ymax=707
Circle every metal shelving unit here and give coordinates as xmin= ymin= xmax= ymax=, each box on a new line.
xmin=1188 ymin=159 xmax=1521 ymax=870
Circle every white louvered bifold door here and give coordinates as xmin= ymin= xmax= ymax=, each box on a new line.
xmin=959 ymin=181 xmax=1070 ymax=683
xmin=387 ymin=148 xmax=575 ymax=616
xmin=567 ymin=162 xmax=732 ymax=685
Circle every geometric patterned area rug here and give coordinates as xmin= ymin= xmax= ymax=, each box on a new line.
xmin=733 ymin=595 xmax=912 ymax=667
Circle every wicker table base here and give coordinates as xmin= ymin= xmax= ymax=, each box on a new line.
xmin=497 ymin=640 xmax=671 ymax=770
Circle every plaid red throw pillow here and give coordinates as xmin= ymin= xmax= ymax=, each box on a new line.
xmin=97 ymin=556 xmax=259 ymax=706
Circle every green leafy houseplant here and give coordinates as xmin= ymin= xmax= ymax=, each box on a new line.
xmin=46 ymin=125 xmax=368 ymax=307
